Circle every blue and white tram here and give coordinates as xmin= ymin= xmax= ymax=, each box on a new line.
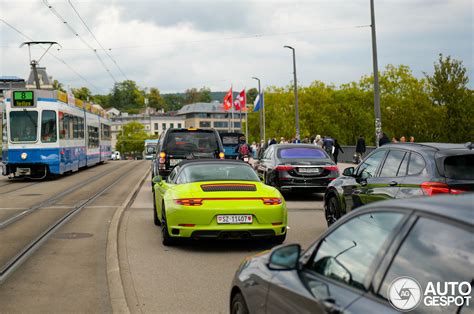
xmin=1 ymin=89 xmax=112 ymax=179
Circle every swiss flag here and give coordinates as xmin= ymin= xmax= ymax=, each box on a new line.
xmin=234 ymin=99 xmax=241 ymax=111
xmin=223 ymin=87 xmax=233 ymax=111
xmin=237 ymin=89 xmax=246 ymax=111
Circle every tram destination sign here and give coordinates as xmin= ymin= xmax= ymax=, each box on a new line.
xmin=12 ymin=91 xmax=35 ymax=107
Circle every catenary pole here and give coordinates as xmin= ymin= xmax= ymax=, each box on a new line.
xmin=370 ymin=0 xmax=382 ymax=147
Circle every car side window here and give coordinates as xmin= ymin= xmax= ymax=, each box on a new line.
xmin=379 ymin=150 xmax=406 ymax=177
xmin=263 ymin=147 xmax=273 ymax=160
xmin=356 ymin=150 xmax=387 ymax=179
xmin=378 ymin=217 xmax=473 ymax=313
xmin=306 ymin=212 xmax=404 ymax=291
xmin=167 ymin=166 xmax=179 ymax=183
xmin=397 ymin=152 xmax=409 ymax=176
xmin=407 ymin=153 xmax=425 ymax=175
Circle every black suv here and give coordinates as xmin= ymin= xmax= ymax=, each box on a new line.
xmin=151 ymin=128 xmax=225 ymax=181
xmin=324 ymin=142 xmax=473 ymax=225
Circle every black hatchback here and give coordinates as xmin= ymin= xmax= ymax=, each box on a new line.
xmin=324 ymin=142 xmax=474 ymax=226
xmin=151 ymin=128 xmax=225 ymax=180
xmin=254 ymin=144 xmax=339 ymax=193
xmin=230 ymin=194 xmax=473 ymax=314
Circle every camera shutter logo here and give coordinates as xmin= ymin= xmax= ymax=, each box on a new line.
xmin=388 ymin=277 xmax=422 ymax=311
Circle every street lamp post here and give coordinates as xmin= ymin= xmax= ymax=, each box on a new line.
xmin=284 ymin=45 xmax=300 ymax=141
xmin=252 ymin=77 xmax=263 ymax=144
xmin=370 ymin=0 xmax=382 ymax=147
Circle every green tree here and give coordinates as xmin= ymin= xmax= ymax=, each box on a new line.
xmin=109 ymin=80 xmax=144 ymax=113
xmin=92 ymin=94 xmax=111 ymax=108
xmin=72 ymin=87 xmax=92 ymax=102
xmin=246 ymin=88 xmax=258 ymax=105
xmin=198 ymin=87 xmax=212 ymax=102
xmin=163 ymin=94 xmax=185 ymax=111
xmin=147 ymin=87 xmax=166 ymax=111
xmin=116 ymin=121 xmax=150 ymax=157
xmin=425 ymin=54 xmax=473 ymax=142
xmin=52 ymin=80 xmax=66 ymax=92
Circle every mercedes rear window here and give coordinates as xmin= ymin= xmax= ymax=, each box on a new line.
xmin=444 ymin=155 xmax=474 ymax=180
xmin=165 ymin=131 xmax=219 ymax=154
xmin=277 ymin=147 xmax=327 ymax=159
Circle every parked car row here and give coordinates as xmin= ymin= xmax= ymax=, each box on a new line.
xmin=147 ymin=129 xmax=473 ymax=313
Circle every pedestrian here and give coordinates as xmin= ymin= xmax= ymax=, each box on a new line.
xmin=293 ymin=135 xmax=301 ymax=144
xmin=322 ymin=135 xmax=335 ymax=160
xmin=409 ymin=136 xmax=415 ymax=143
xmin=269 ymin=138 xmax=277 ymax=146
xmin=333 ymin=139 xmax=344 ymax=164
xmin=302 ymin=137 xmax=309 ymax=143
xmin=313 ymin=134 xmax=323 ymax=147
xmin=235 ymin=136 xmax=251 ymax=160
xmin=251 ymin=141 xmax=257 ymax=158
xmin=379 ymin=133 xmax=390 ymax=146
xmin=356 ymin=135 xmax=366 ymax=162
xmin=400 ymin=136 xmax=407 ymax=143
xmin=258 ymin=140 xmax=266 ymax=159
xmin=279 ymin=137 xmax=285 ymax=144
xmin=392 ymin=137 xmax=399 ymax=143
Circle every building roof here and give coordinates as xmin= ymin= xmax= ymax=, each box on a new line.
xmin=0 ymin=76 xmax=25 ymax=82
xmin=176 ymin=101 xmax=225 ymax=115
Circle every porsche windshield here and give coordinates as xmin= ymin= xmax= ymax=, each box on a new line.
xmin=178 ymin=164 xmax=259 ymax=183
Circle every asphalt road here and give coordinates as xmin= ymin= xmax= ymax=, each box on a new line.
xmin=119 ymin=162 xmax=353 ymax=313
xmin=0 ymin=160 xmax=149 ymax=313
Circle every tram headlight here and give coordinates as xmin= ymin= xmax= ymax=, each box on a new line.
xmin=21 ymin=152 xmax=28 ymax=160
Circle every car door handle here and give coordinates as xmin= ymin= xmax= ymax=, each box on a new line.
xmin=322 ymin=298 xmax=343 ymax=314
xmin=360 ymin=180 xmax=367 ymax=187
xmin=389 ymin=181 xmax=398 ymax=186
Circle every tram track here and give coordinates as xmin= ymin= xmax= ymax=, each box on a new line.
xmin=0 ymin=161 xmax=138 ymax=284
xmin=0 ymin=162 xmax=130 ymax=229
xmin=0 ymin=182 xmax=40 ymax=196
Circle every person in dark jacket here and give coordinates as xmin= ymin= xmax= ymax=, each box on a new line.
xmin=333 ymin=139 xmax=344 ymax=164
xmin=356 ymin=135 xmax=366 ymax=162
xmin=379 ymin=133 xmax=390 ymax=146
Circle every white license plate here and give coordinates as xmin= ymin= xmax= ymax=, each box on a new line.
xmin=217 ymin=215 xmax=253 ymax=224
xmin=299 ymin=167 xmax=320 ymax=173
xmin=169 ymin=159 xmax=183 ymax=166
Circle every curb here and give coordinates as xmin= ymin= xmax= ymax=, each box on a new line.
xmin=106 ymin=166 xmax=150 ymax=313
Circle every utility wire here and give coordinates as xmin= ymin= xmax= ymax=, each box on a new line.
xmin=59 ymin=24 xmax=371 ymax=51
xmin=0 ymin=18 xmax=100 ymax=92
xmin=67 ymin=0 xmax=128 ymax=81
xmin=42 ymin=0 xmax=117 ymax=83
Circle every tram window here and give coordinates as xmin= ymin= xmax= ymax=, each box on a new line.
xmin=59 ymin=112 xmax=65 ymax=139
xmin=101 ymin=124 xmax=111 ymax=140
xmin=41 ymin=110 xmax=57 ymax=143
xmin=73 ymin=116 xmax=79 ymax=139
xmin=68 ymin=114 xmax=74 ymax=140
xmin=79 ymin=118 xmax=84 ymax=139
xmin=87 ymin=126 xmax=99 ymax=148
xmin=9 ymin=111 xmax=38 ymax=142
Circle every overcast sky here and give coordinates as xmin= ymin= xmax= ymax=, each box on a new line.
xmin=1 ymin=0 xmax=472 ymax=94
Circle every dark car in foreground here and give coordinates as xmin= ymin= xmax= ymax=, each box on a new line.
xmin=254 ymin=144 xmax=339 ymax=193
xmin=151 ymin=128 xmax=225 ymax=182
xmin=230 ymin=194 xmax=473 ymax=314
xmin=324 ymin=142 xmax=473 ymax=226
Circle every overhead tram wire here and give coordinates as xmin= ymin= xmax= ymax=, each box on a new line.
xmin=59 ymin=24 xmax=371 ymax=51
xmin=67 ymin=0 xmax=129 ymax=81
xmin=0 ymin=18 xmax=100 ymax=92
xmin=42 ymin=0 xmax=117 ymax=84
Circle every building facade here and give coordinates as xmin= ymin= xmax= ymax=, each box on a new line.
xmin=109 ymin=111 xmax=185 ymax=150
xmin=176 ymin=101 xmax=245 ymax=133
